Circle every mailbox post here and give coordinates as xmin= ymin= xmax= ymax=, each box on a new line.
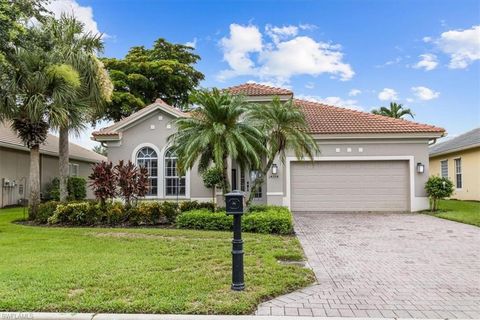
xmin=225 ymin=190 xmax=245 ymax=291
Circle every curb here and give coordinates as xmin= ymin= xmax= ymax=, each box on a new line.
xmin=0 ymin=312 xmax=464 ymax=320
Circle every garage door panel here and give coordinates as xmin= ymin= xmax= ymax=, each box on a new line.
xmin=291 ymin=160 xmax=409 ymax=212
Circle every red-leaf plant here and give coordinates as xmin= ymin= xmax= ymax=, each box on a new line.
xmin=114 ymin=160 xmax=149 ymax=208
xmin=88 ymin=161 xmax=116 ymax=206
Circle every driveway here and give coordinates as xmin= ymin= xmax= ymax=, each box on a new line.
xmin=256 ymin=213 xmax=480 ymax=318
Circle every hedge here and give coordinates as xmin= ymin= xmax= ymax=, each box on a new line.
xmin=40 ymin=200 xmax=215 ymax=227
xmin=176 ymin=206 xmax=294 ymax=235
xmin=45 ymin=177 xmax=87 ymax=201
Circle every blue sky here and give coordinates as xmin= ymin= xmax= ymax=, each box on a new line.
xmin=47 ymin=0 xmax=480 ymax=149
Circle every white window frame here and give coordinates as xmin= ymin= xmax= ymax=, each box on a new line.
xmin=131 ymin=143 xmax=160 ymax=198
xmin=440 ymin=159 xmax=448 ymax=178
xmin=68 ymin=163 xmax=79 ymax=177
xmin=454 ymin=158 xmax=462 ymax=189
xmin=250 ymin=170 xmax=263 ymax=199
xmin=164 ymin=148 xmax=186 ymax=197
xmin=136 ymin=146 xmax=159 ymax=197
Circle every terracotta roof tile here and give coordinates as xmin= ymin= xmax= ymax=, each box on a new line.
xmin=225 ymin=83 xmax=293 ymax=96
xmin=294 ymin=99 xmax=445 ymax=135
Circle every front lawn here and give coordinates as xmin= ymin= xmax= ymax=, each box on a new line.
xmin=0 ymin=207 xmax=313 ymax=314
xmin=428 ymin=199 xmax=480 ymax=227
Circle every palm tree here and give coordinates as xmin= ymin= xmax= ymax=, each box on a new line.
xmin=0 ymin=46 xmax=80 ymax=218
xmin=371 ymin=102 xmax=414 ymax=119
xmin=246 ymin=97 xmax=319 ymax=205
xmin=168 ymin=89 xmax=265 ymax=195
xmin=45 ymin=15 xmax=112 ymax=201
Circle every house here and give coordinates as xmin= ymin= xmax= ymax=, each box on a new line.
xmin=0 ymin=122 xmax=106 ymax=207
xmin=93 ymin=83 xmax=445 ymax=212
xmin=429 ymin=127 xmax=480 ymax=201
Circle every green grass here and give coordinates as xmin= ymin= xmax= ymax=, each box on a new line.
xmin=0 ymin=207 xmax=314 ymax=314
xmin=428 ymin=199 xmax=480 ymax=227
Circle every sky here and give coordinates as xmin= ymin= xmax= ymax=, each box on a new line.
xmin=45 ymin=0 xmax=480 ymax=150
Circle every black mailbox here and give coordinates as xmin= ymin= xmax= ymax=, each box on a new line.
xmin=225 ymin=190 xmax=245 ymax=291
xmin=225 ymin=190 xmax=244 ymax=215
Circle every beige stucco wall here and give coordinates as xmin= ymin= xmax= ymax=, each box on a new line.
xmin=0 ymin=147 xmax=96 ymax=207
xmin=106 ymin=109 xmax=211 ymax=201
xmin=429 ymin=147 xmax=480 ymax=201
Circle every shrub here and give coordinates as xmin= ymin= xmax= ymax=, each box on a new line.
xmin=162 ymin=201 xmax=180 ymax=224
xmin=176 ymin=209 xmax=233 ymax=231
xmin=36 ymin=201 xmax=60 ymax=224
xmin=48 ymin=202 xmax=99 ymax=225
xmin=244 ymin=207 xmax=293 ymax=235
xmin=89 ymin=161 xmax=116 ymax=205
xmin=425 ymin=176 xmax=454 ymax=211
xmin=176 ymin=205 xmax=293 ymax=235
xmin=115 ymin=160 xmax=149 ymax=207
xmin=179 ymin=200 xmax=200 ymax=212
xmin=136 ymin=201 xmax=165 ymax=225
xmin=68 ymin=177 xmax=87 ymax=200
xmin=45 ymin=177 xmax=87 ymax=201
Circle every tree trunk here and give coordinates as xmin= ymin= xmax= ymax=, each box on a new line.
xmin=59 ymin=126 xmax=69 ymax=202
xmin=221 ymin=154 xmax=230 ymax=196
xmin=246 ymin=156 xmax=276 ymax=206
xmin=212 ymin=185 xmax=216 ymax=212
xmin=29 ymin=145 xmax=41 ymax=220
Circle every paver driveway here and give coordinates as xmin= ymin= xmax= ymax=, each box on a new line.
xmin=256 ymin=213 xmax=480 ymax=318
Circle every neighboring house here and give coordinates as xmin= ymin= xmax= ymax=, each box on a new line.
xmin=0 ymin=122 xmax=106 ymax=207
xmin=429 ymin=127 xmax=480 ymax=201
xmin=93 ymin=83 xmax=445 ymax=212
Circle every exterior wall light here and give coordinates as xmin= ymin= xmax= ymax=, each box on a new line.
xmin=272 ymin=164 xmax=278 ymax=175
xmin=417 ymin=162 xmax=425 ymax=174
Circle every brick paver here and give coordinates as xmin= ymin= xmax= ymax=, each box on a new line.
xmin=256 ymin=213 xmax=480 ymax=318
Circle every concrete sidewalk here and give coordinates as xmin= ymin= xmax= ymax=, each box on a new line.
xmin=2 ymin=312 xmax=469 ymax=320
xmin=0 ymin=312 xmax=458 ymax=320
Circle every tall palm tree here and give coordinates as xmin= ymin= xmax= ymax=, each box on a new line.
xmin=0 ymin=46 xmax=80 ymax=218
xmin=45 ymin=15 xmax=112 ymax=201
xmin=371 ymin=102 xmax=414 ymax=119
xmin=168 ymin=89 xmax=265 ymax=195
xmin=246 ymin=97 xmax=319 ymax=205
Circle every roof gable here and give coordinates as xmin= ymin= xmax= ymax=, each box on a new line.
xmin=225 ymin=83 xmax=293 ymax=97
xmin=93 ymin=99 xmax=188 ymax=139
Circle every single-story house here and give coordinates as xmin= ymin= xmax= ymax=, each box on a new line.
xmin=429 ymin=127 xmax=480 ymax=201
xmin=0 ymin=122 xmax=106 ymax=207
xmin=93 ymin=83 xmax=445 ymax=212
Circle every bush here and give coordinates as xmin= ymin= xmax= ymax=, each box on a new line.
xmin=176 ymin=205 xmax=294 ymax=235
xmin=48 ymin=202 xmax=99 ymax=225
xmin=425 ymin=176 xmax=454 ymax=211
xmin=176 ymin=209 xmax=233 ymax=231
xmin=36 ymin=201 xmax=60 ymax=224
xmin=45 ymin=177 xmax=87 ymax=201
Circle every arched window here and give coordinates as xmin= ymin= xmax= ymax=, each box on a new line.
xmin=136 ymin=147 xmax=158 ymax=196
xmin=165 ymin=148 xmax=185 ymax=196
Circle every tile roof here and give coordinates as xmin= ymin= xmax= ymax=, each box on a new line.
xmin=429 ymin=127 xmax=480 ymax=156
xmin=294 ymin=99 xmax=445 ymax=135
xmin=0 ymin=122 xmax=106 ymax=162
xmin=225 ymin=83 xmax=293 ymax=96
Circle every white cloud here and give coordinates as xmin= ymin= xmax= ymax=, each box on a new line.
xmin=411 ymin=86 xmax=440 ymax=100
xmin=378 ymin=88 xmax=398 ymax=101
xmin=298 ymin=95 xmax=363 ymax=111
xmin=218 ymin=24 xmax=263 ymax=80
xmin=423 ymin=36 xmax=433 ymax=43
xmin=406 ymin=98 xmax=414 ymax=103
xmin=413 ymin=54 xmax=438 ymax=71
xmin=218 ymin=23 xmax=354 ymax=84
xmin=185 ymin=38 xmax=197 ymax=48
xmin=265 ymin=25 xmax=298 ymax=44
xmin=46 ymin=0 xmax=105 ymax=37
xmin=437 ymin=25 xmax=480 ymax=69
xmin=348 ymin=89 xmax=361 ymax=96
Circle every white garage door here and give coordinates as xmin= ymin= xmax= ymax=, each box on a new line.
xmin=290 ymin=160 xmax=409 ymax=212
